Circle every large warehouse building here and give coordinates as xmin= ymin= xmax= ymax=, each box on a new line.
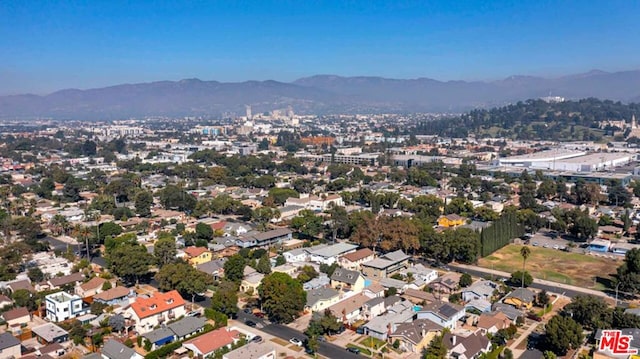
xmin=497 ymin=149 xmax=634 ymax=172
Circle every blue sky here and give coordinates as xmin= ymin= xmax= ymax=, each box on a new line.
xmin=1 ymin=0 xmax=639 ymax=95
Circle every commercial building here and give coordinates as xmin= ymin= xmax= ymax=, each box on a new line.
xmin=497 ymin=149 xmax=586 ymax=168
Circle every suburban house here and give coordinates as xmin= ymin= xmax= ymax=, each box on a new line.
xmin=32 ymin=323 xmax=69 ymax=344
xmin=361 ymin=250 xmax=410 ymax=279
xmin=75 ymin=277 xmax=109 ymax=298
xmin=46 ymin=272 xmax=85 ymax=291
xmin=444 ymin=332 xmax=491 ymax=359
xmin=308 ymin=243 xmax=358 ymax=265
xmin=196 ymin=259 xmax=226 ymax=280
xmin=389 ymin=319 xmax=442 ymax=354
xmin=284 ymin=194 xmax=344 ymax=211
xmin=45 ymin=292 xmax=90 ymax=322
xmin=102 ymin=340 xmax=144 ymax=359
xmin=402 ymin=288 xmax=437 ymax=305
xmin=93 ymin=286 xmax=132 ymax=306
xmin=222 ymin=342 xmax=276 ymax=359
xmin=305 ymin=287 xmax=341 ymax=313
xmin=400 ymin=264 xmax=439 ymax=287
xmin=282 ymin=248 xmax=308 ymax=263
xmin=2 ymin=307 xmax=31 ymax=327
xmin=363 ymin=282 xmax=385 ymax=298
xmin=143 ymin=317 xmax=207 ymax=350
xmin=0 ymin=295 xmax=13 ymax=309
xmin=240 ymin=273 xmax=265 ymax=294
xmin=0 ymin=332 xmax=21 ymax=359
xmin=338 ymin=248 xmax=375 ymax=271
xmin=330 ymin=268 xmax=366 ymax=293
xmin=461 ymin=280 xmax=498 ymax=302
xmin=417 ymin=301 xmax=465 ymax=330
xmin=182 ymin=327 xmax=240 ymax=358
xmin=429 ymin=272 xmax=461 ymax=294
xmin=363 ymin=301 xmax=415 ymax=340
xmin=183 ymin=246 xmax=212 ymax=267
xmin=476 ymin=312 xmax=512 ymax=335
xmin=327 ymin=294 xmax=370 ymax=325
xmin=503 ymin=288 xmax=535 ymax=309
xmin=437 ymin=214 xmax=466 ymax=228
xmin=236 ymin=228 xmax=292 ymax=248
xmin=126 ymin=290 xmax=186 ymax=334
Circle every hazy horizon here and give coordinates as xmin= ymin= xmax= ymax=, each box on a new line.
xmin=2 ymin=1 xmax=640 ymax=95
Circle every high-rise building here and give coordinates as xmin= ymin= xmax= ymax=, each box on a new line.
xmin=245 ymin=105 xmax=252 ymax=120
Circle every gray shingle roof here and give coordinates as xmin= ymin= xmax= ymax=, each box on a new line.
xmin=0 ymin=332 xmax=20 ymax=351
xmin=167 ymin=317 xmax=206 ymax=338
xmin=102 ymin=340 xmax=138 ymax=359
xmin=306 ymin=287 xmax=340 ymax=308
xmin=330 ymin=268 xmax=362 ymax=285
xmin=142 ymin=327 xmax=174 ymax=344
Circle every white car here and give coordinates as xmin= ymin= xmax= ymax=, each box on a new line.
xmin=289 ymin=338 xmax=303 ymax=347
xmin=553 ymin=245 xmax=559 ymax=250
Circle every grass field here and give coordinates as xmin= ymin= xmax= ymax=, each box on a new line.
xmin=478 ymin=245 xmax=619 ymax=289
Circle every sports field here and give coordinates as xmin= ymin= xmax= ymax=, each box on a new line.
xmin=478 ymin=245 xmax=619 ymax=289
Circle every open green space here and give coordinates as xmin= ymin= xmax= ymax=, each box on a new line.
xmin=478 ymin=244 xmax=618 ymax=289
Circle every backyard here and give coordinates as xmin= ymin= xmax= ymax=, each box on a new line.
xmin=478 ymin=244 xmax=619 ymax=289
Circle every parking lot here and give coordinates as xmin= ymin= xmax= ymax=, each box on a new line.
xmin=527 ymin=229 xmax=577 ymax=252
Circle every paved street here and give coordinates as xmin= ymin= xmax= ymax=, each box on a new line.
xmin=449 ymin=263 xmax=610 ymax=300
xmin=237 ymin=310 xmax=360 ymax=359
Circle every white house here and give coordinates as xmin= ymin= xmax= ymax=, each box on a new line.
xmin=308 ymin=243 xmax=358 ymax=265
xmin=417 ymin=301 xmax=465 ymax=330
xmin=282 ymin=248 xmax=308 ymax=263
xmin=45 ymin=292 xmax=90 ymax=322
xmin=126 ymin=290 xmax=186 ymax=334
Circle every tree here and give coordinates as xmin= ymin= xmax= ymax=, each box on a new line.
xmin=154 ymin=236 xmax=177 ymax=266
xmin=135 ymin=191 xmax=153 ymax=217
xmin=106 ymin=244 xmax=153 ymax=284
xmin=536 ymin=290 xmax=550 ymax=307
xmin=210 ymin=280 xmax=239 ymax=317
xmin=275 ymin=255 xmax=286 ymax=266
xmin=258 ymin=272 xmax=306 ymax=324
xmin=424 ymin=332 xmax=448 ymax=359
xmin=616 ymin=248 xmax=640 ymax=295
xmin=510 ymin=271 xmax=533 ymax=287
xmin=543 ymin=315 xmax=583 ymax=355
xmin=297 ymin=265 xmax=319 ymax=283
xmin=563 ymin=295 xmax=612 ymax=330
xmin=12 ymin=289 xmax=35 ymax=310
xmin=520 ymin=246 xmax=531 ymax=289
xmin=158 ymin=185 xmax=197 ymax=212
xmin=98 ymin=222 xmax=123 ymax=242
xmin=223 ymin=255 xmax=246 ymax=283
xmin=459 ymin=273 xmax=472 ymax=288
xmin=256 ymin=255 xmax=272 ymax=274
xmin=27 ymin=267 xmax=45 ymax=283
xmin=195 ymin=222 xmax=214 ymax=241
xmin=291 ymin=210 xmax=323 ymax=237
xmin=155 ymin=261 xmax=214 ymax=301
xmin=12 ymin=216 xmax=41 ymax=243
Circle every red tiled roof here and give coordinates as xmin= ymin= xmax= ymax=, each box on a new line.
xmin=211 ymin=221 xmax=227 ymax=230
xmin=184 ymin=327 xmax=239 ymax=355
xmin=130 ymin=290 xmax=185 ymax=319
xmin=184 ymin=246 xmax=208 ymax=257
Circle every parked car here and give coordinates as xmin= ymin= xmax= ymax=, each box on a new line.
xmin=254 ymin=312 xmax=265 ymax=318
xmin=186 ymin=311 xmax=201 ymax=317
xmin=245 ymin=320 xmax=257 ymax=327
xmin=347 ymin=347 xmax=360 ymax=354
xmin=252 ymin=336 xmax=262 ymax=343
xmin=355 ymin=326 xmax=365 ymax=334
xmin=243 ymin=308 xmax=252 ymax=314
xmin=317 ymin=335 xmax=326 ymax=342
xmin=289 ymin=338 xmax=303 ymax=347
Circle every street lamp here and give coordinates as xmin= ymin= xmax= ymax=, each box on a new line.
xmin=615 ymin=281 xmax=622 ymax=307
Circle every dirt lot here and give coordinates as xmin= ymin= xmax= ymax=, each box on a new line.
xmin=478 ymin=244 xmax=618 ymax=289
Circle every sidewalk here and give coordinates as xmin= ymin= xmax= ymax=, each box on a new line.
xmin=453 ymin=263 xmax=609 ymax=299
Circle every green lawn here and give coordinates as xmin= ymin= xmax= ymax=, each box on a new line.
xmin=359 ymin=336 xmax=386 ymax=350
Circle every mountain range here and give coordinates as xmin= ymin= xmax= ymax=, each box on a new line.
xmin=1 ymin=69 xmax=640 ymax=120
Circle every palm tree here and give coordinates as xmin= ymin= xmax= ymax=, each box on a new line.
xmin=74 ymin=225 xmax=92 ymax=259
xmin=520 ymin=246 xmax=531 ymax=289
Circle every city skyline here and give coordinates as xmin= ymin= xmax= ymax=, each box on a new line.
xmin=2 ymin=0 xmax=640 ymax=95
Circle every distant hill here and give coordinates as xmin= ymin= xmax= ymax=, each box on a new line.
xmin=1 ymin=70 xmax=640 ymax=119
